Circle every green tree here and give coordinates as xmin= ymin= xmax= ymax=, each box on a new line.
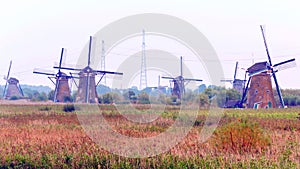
xmin=138 ymin=92 xmax=150 ymax=104
xmin=37 ymin=92 xmax=48 ymax=101
xmin=123 ymin=90 xmax=136 ymax=100
xmin=198 ymin=93 xmax=209 ymax=108
xmin=182 ymin=89 xmax=195 ymax=102
xmin=48 ymin=90 xmax=55 ymax=101
xmin=102 ymin=93 xmax=113 ymax=104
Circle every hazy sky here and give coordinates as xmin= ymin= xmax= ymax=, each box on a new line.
xmin=0 ymin=0 xmax=299 ymax=89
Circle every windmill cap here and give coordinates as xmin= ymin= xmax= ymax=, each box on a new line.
xmin=57 ymin=72 xmax=68 ymax=76
xmin=81 ymin=66 xmax=93 ymax=72
xmin=8 ymin=77 xmax=19 ymax=84
xmin=247 ymin=61 xmax=270 ymax=74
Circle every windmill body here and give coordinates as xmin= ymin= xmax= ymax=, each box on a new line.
xmin=5 ymin=77 xmax=24 ymax=99
xmin=54 ymin=73 xmax=71 ymax=102
xmin=76 ymin=66 xmax=98 ymax=103
xmin=171 ymin=76 xmax=185 ymax=99
xmin=246 ymin=62 xmax=276 ymax=108
xmin=33 ymin=48 xmax=72 ymax=102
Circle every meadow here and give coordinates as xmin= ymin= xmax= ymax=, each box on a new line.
xmin=0 ymin=104 xmax=299 ymax=168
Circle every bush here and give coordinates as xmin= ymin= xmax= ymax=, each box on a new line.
xmin=63 ymin=104 xmax=75 ymax=112
xmin=212 ymin=119 xmax=270 ymax=154
xmin=31 ymin=92 xmax=48 ymax=102
xmin=138 ymin=92 xmax=150 ymax=104
xmin=198 ymin=93 xmax=209 ymax=108
xmin=9 ymin=96 xmax=19 ymax=100
xmin=48 ymin=90 xmax=55 ymax=101
xmin=39 ymin=106 xmax=52 ymax=111
xmin=102 ymin=93 xmax=113 ymax=104
xmin=166 ymin=96 xmax=181 ymax=105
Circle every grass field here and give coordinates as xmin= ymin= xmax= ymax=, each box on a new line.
xmin=0 ymin=103 xmax=299 ymax=168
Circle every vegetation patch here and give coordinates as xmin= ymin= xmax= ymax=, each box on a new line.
xmin=63 ymin=104 xmax=75 ymax=112
xmin=212 ymin=119 xmax=271 ymax=154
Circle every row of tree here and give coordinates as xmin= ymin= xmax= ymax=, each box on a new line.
xmin=1 ymin=85 xmax=300 ymax=107
xmin=281 ymin=89 xmax=300 ymax=106
xmin=96 ymin=86 xmax=241 ymax=108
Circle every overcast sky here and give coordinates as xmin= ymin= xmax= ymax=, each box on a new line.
xmin=0 ymin=0 xmax=299 ymax=89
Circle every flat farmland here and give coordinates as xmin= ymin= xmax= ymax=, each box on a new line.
xmin=0 ymin=104 xmax=300 ymax=168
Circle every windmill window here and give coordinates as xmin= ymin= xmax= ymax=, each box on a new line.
xmin=266 ymin=90 xmax=270 ymax=94
xmin=255 ymin=90 xmax=258 ymax=94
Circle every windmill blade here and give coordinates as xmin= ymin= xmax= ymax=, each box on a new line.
xmin=33 ymin=71 xmax=56 ymax=76
xmin=233 ymin=62 xmax=238 ymax=80
xmin=273 ymin=58 xmax=296 ymax=71
xmin=184 ymin=78 xmax=203 ymax=82
xmin=221 ymin=79 xmax=233 ymax=83
xmin=272 ymin=72 xmax=285 ymax=108
xmin=95 ymin=70 xmax=123 ymax=75
xmin=260 ymin=25 xmax=273 ymax=66
xmin=3 ymin=61 xmax=12 ymax=97
xmin=161 ymin=76 xmax=175 ymax=80
xmin=53 ymin=77 xmax=60 ymax=102
xmin=54 ymin=66 xmax=81 ymax=71
xmin=4 ymin=60 xmax=12 ymax=80
xmin=18 ymin=84 xmax=24 ymax=97
xmin=87 ymin=36 xmax=93 ymax=67
xmin=239 ymin=76 xmax=252 ymax=108
xmin=58 ymin=48 xmax=65 ymax=73
xmin=33 ymin=68 xmax=56 ymax=76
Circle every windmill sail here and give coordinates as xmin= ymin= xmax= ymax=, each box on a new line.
xmin=260 ymin=25 xmax=285 ymax=108
xmin=33 ymin=68 xmax=56 ymax=76
xmin=3 ymin=61 xmax=12 ymax=97
xmin=273 ymin=58 xmax=296 ymax=71
xmin=233 ymin=62 xmax=238 ymax=80
xmin=184 ymin=78 xmax=203 ymax=82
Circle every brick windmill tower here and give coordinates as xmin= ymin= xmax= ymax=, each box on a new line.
xmin=34 ymin=48 xmax=72 ymax=102
xmin=56 ymin=36 xmax=123 ymax=103
xmin=3 ymin=61 xmax=24 ymax=99
xmin=162 ymin=56 xmax=202 ymax=100
xmin=240 ymin=25 xmax=296 ymax=109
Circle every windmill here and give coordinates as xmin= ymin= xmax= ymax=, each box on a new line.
xmin=3 ymin=61 xmax=24 ymax=99
xmin=162 ymin=56 xmax=202 ymax=99
xmin=221 ymin=61 xmax=246 ymax=95
xmin=55 ymin=36 xmax=123 ymax=103
xmin=33 ymin=48 xmax=73 ymax=102
xmin=240 ymin=25 xmax=296 ymax=109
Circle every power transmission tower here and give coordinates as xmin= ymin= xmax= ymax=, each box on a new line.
xmin=101 ymin=40 xmax=106 ymax=85
xmin=139 ymin=29 xmax=147 ymax=90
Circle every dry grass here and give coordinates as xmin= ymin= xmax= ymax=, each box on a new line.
xmin=0 ymin=104 xmax=299 ymax=168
